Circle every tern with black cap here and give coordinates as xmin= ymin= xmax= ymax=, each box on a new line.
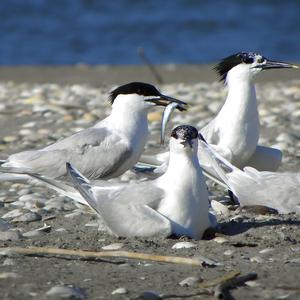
xmin=141 ymin=52 xmax=298 ymax=178
xmin=201 ymin=52 xmax=298 ymax=171
xmin=0 ymin=82 xmax=186 ymax=182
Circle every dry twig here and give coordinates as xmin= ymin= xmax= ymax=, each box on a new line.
xmin=0 ymin=246 xmax=216 ymax=267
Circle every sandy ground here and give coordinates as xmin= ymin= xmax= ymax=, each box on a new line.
xmin=0 ymin=64 xmax=298 ymax=85
xmin=0 ymin=66 xmax=300 ymax=300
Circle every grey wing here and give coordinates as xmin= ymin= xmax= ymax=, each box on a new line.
xmin=234 ymin=168 xmax=300 ymax=213
xmin=98 ymin=203 xmax=171 ymax=238
xmin=4 ymin=127 xmax=132 ymax=179
xmin=67 ymin=163 xmax=171 ymax=237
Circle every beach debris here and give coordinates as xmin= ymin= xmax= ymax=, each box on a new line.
xmin=285 ymin=258 xmax=300 ymax=264
xmin=134 ymin=290 xmax=162 ymax=300
xmin=3 ymin=258 xmax=15 ymax=266
xmin=46 ymin=285 xmax=86 ymax=299
xmin=213 ymin=236 xmax=229 ymax=244
xmin=111 ymin=287 xmax=128 ymax=295
xmin=0 ymin=218 xmax=11 ymax=231
xmin=259 ymin=248 xmax=274 ymax=254
xmin=193 ymin=254 xmax=221 ymax=267
xmin=0 ymin=230 xmax=22 ymax=241
xmin=179 ymin=276 xmax=202 ymax=287
xmin=2 ymin=208 xmax=24 ymax=220
xmin=23 ymin=224 xmax=51 ymax=237
xmin=213 ymin=272 xmax=258 ymax=299
xmin=0 ymin=246 xmax=217 ymax=267
xmin=12 ymin=211 xmax=41 ymax=223
xmin=223 ymin=249 xmax=235 ymax=256
xmin=102 ymin=243 xmax=124 ymax=250
xmin=171 ymin=241 xmax=196 ymax=249
xmin=0 ymin=272 xmax=19 ymax=279
xmin=250 ymin=256 xmax=264 ymax=263
xmin=211 ymin=200 xmax=230 ymax=216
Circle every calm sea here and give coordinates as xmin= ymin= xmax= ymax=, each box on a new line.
xmin=0 ymin=0 xmax=299 ymax=65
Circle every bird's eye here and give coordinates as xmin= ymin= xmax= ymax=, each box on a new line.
xmin=257 ymin=57 xmax=265 ymax=63
xmin=242 ymin=57 xmax=254 ymax=64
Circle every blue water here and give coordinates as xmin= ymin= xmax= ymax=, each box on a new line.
xmin=0 ymin=0 xmax=300 ymax=65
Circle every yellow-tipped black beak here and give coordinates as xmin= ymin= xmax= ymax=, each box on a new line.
xmin=145 ymin=94 xmax=187 ymax=111
xmin=259 ymin=60 xmax=299 ymax=70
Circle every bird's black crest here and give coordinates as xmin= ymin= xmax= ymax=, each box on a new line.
xmin=214 ymin=52 xmax=261 ymax=83
xmin=109 ymin=82 xmax=160 ymax=104
xmin=171 ymin=125 xmax=198 ymax=140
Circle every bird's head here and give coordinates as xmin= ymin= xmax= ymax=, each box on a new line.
xmin=170 ymin=125 xmax=199 ymax=154
xmin=215 ymin=52 xmax=298 ymax=83
xmin=109 ymin=82 xmax=187 ymax=112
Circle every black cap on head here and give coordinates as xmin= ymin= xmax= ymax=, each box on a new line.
xmin=171 ymin=125 xmax=199 ymax=141
xmin=109 ymin=82 xmax=160 ymax=104
xmin=214 ymin=52 xmax=263 ymax=82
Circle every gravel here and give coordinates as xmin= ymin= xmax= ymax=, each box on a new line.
xmin=0 ymin=80 xmax=300 ymax=299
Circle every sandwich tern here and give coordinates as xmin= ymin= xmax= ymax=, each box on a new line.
xmin=140 ymin=52 xmax=298 ymax=178
xmin=202 ymin=52 xmax=298 ymax=171
xmin=199 ymin=139 xmax=300 ymax=214
xmin=0 ymin=82 xmax=186 ymax=182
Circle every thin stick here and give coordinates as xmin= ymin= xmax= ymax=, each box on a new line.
xmin=138 ymin=47 xmax=164 ymax=85
xmin=215 ymin=272 xmax=258 ymax=300
xmin=0 ymin=247 xmax=213 ymax=267
xmin=198 ymin=270 xmax=241 ymax=288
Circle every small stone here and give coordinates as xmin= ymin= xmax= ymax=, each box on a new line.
xmin=259 ymin=248 xmax=274 ymax=254
xmin=223 ymin=249 xmax=235 ymax=256
xmin=2 ymin=209 xmax=24 ymax=220
xmin=55 ymin=228 xmax=67 ymax=232
xmin=0 ymin=230 xmax=22 ymax=241
xmin=0 ymin=272 xmax=19 ymax=279
xmin=211 ymin=200 xmax=230 ymax=216
xmin=250 ymin=256 xmax=264 ymax=263
xmin=65 ymin=211 xmax=82 ymax=218
xmin=172 ymin=242 xmax=197 ymax=249
xmin=102 ymin=243 xmax=124 ymax=250
xmin=2 ymin=136 xmax=18 ymax=143
xmin=179 ymin=276 xmax=201 ymax=287
xmin=17 ymin=189 xmax=31 ymax=196
xmin=19 ymin=129 xmax=32 ymax=136
xmin=213 ymin=237 xmax=229 ymax=244
xmin=0 ymin=218 xmax=11 ymax=231
xmin=3 ymin=258 xmax=15 ymax=266
xmin=136 ymin=291 xmax=162 ymax=300
xmin=245 ymin=280 xmax=260 ymax=287
xmin=111 ymin=287 xmax=128 ymax=295
xmin=84 ymin=222 xmax=99 ymax=227
xmin=23 ymin=229 xmax=44 ymax=238
xmin=12 ymin=212 xmax=41 ymax=223
xmin=46 ymin=285 xmax=86 ymax=299
xmin=286 ymin=258 xmax=300 ymax=264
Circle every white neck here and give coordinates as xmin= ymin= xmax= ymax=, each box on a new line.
xmin=156 ymin=143 xmax=211 ymax=239
xmin=94 ymin=95 xmax=149 ymax=141
xmin=218 ymin=69 xmax=258 ymax=122
xmin=210 ymin=68 xmax=260 ymax=166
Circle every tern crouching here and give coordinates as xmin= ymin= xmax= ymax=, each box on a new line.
xmin=66 ymin=125 xmax=215 ymax=239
